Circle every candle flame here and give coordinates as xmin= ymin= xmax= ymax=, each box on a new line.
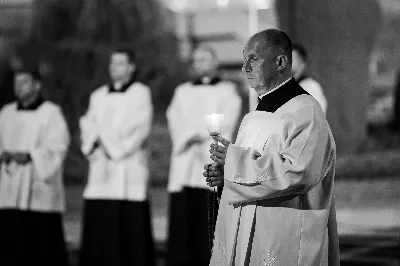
xmin=204 ymin=113 xmax=224 ymax=136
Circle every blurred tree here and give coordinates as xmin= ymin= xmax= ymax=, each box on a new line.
xmin=15 ymin=0 xmax=189 ymax=183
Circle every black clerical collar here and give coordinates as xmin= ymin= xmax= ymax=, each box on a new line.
xmin=258 ymin=77 xmax=292 ymax=100
xmin=108 ymin=73 xmax=137 ymax=93
xmin=256 ymin=78 xmax=309 ymax=113
xmin=17 ymin=96 xmax=45 ymax=111
xmin=192 ymin=76 xmax=221 ymax=86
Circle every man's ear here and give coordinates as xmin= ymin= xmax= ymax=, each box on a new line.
xmin=34 ymin=80 xmax=42 ymax=92
xmin=129 ymin=63 xmax=136 ymax=74
xmin=276 ymin=55 xmax=288 ymax=71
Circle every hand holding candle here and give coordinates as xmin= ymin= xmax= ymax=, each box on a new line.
xmin=204 ymin=113 xmax=229 ymax=165
xmin=204 ymin=113 xmax=229 ymax=188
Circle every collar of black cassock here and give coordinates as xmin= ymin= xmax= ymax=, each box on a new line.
xmin=191 ymin=76 xmax=221 ymax=86
xmin=108 ymin=72 xmax=138 ymax=93
xmin=17 ymin=96 xmax=45 ymax=111
xmin=256 ymin=78 xmax=309 ymax=113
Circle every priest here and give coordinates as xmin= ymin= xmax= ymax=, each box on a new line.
xmin=166 ymin=45 xmax=242 ymax=266
xmin=79 ymin=48 xmax=154 ymax=266
xmin=0 ymin=64 xmax=70 ymax=266
xmin=204 ymin=29 xmax=340 ymax=266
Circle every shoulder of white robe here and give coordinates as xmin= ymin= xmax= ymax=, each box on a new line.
xmin=276 ymin=102 xmax=320 ymax=136
xmin=276 ymin=95 xmax=314 ymax=117
xmin=0 ymin=102 xmax=17 ymax=115
xmin=175 ymin=82 xmax=192 ymax=93
xmin=91 ymin=85 xmax=108 ymax=99
xmin=216 ymin=80 xmax=234 ymax=89
xmin=295 ymin=95 xmax=326 ymax=121
xmin=219 ymin=80 xmax=236 ymax=87
xmin=219 ymin=81 xmax=241 ymax=97
xmin=39 ymin=101 xmax=65 ymax=119
xmin=42 ymin=100 xmax=57 ymax=108
xmin=0 ymin=103 xmax=15 ymax=127
xmin=128 ymin=82 xmax=151 ymax=95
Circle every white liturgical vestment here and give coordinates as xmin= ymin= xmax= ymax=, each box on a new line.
xmin=210 ymin=95 xmax=338 ymax=266
xmin=0 ymin=101 xmax=70 ymax=212
xmin=80 ymin=82 xmax=153 ymax=201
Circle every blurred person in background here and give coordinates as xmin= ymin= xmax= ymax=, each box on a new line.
xmin=166 ymin=45 xmax=242 ymax=266
xmin=292 ymin=43 xmax=328 ymax=113
xmin=0 ymin=64 xmax=70 ymax=266
xmin=79 ymin=48 xmax=154 ymax=266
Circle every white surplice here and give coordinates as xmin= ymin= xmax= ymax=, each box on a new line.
xmin=167 ymin=81 xmax=242 ymax=192
xmin=0 ymin=102 xmax=70 ymax=212
xmin=80 ymin=82 xmax=153 ymax=201
xmin=210 ymin=95 xmax=339 ymax=266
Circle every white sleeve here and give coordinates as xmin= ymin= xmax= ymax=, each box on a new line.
xmin=223 ymin=104 xmax=334 ymax=204
xmin=30 ymin=107 xmax=70 ymax=181
xmin=79 ymin=93 xmax=99 ymax=156
xmin=99 ymin=86 xmax=153 ymax=160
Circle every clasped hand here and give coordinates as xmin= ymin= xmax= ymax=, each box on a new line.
xmin=90 ymin=139 xmax=111 ymax=159
xmin=0 ymin=151 xmax=31 ymax=164
xmin=203 ymin=135 xmax=230 ymax=187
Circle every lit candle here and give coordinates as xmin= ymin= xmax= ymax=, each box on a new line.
xmin=204 ymin=113 xmax=224 ymax=144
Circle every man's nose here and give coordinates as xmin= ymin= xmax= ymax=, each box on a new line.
xmin=242 ymin=61 xmax=251 ymax=72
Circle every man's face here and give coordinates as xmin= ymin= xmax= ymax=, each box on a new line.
xmin=109 ymin=53 xmax=134 ymax=82
xmin=192 ymin=49 xmax=217 ymax=77
xmin=14 ymin=73 xmax=39 ymax=102
xmin=291 ymin=50 xmax=305 ymax=79
xmin=242 ymin=38 xmax=278 ymax=93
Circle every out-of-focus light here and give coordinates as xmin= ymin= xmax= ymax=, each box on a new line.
xmin=168 ymin=0 xmax=189 ymax=12
xmin=255 ymin=0 xmax=271 ymax=10
xmin=217 ymin=0 xmax=230 ymax=8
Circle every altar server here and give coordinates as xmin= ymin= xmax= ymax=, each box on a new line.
xmin=79 ymin=48 xmax=154 ymax=266
xmin=166 ymin=45 xmax=242 ymax=266
xmin=0 ymin=65 xmax=70 ymax=266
